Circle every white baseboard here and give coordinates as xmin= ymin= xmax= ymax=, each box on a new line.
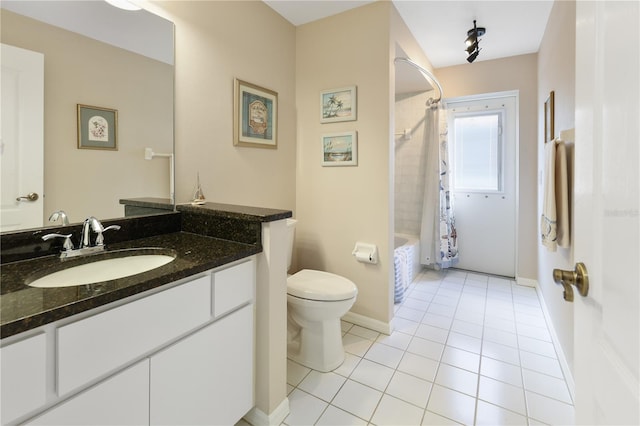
xmin=533 ymin=280 xmax=576 ymax=402
xmin=342 ymin=311 xmax=393 ymax=335
xmin=516 ymin=276 xmax=538 ymax=288
xmin=244 ymin=397 xmax=289 ymax=426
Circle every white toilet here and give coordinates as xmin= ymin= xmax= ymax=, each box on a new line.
xmin=286 ymin=219 xmax=358 ymax=372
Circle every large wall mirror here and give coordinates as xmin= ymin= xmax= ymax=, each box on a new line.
xmin=1 ymin=1 xmax=174 ymax=232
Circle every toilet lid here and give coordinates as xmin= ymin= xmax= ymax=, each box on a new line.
xmin=287 ymin=269 xmax=358 ymax=301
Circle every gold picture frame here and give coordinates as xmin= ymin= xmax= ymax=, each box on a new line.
xmin=544 ymin=91 xmax=555 ymax=143
xmin=233 ymin=79 xmax=278 ymax=149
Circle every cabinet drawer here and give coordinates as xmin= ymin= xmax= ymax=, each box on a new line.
xmin=213 ymin=259 xmax=254 ymax=317
xmin=29 ymin=360 xmax=149 ymax=426
xmin=58 ymin=275 xmax=211 ymax=395
xmin=1 ymin=333 xmax=47 ymax=424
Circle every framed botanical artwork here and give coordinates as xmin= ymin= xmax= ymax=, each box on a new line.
xmin=77 ymin=104 xmax=118 ymax=150
xmin=234 ymin=78 xmax=278 ymax=148
xmin=544 ymin=90 xmax=555 ymax=143
xmin=321 ymin=131 xmax=357 ymax=166
xmin=320 ymin=86 xmax=357 ymax=123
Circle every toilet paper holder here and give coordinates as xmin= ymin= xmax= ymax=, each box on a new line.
xmin=352 ymin=242 xmax=378 ymax=264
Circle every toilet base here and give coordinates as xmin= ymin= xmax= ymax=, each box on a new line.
xmin=287 ymin=316 xmax=345 ymax=372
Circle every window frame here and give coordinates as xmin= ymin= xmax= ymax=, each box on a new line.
xmin=450 ymin=109 xmax=506 ymax=195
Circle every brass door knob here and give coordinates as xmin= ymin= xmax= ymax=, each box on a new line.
xmin=16 ymin=192 xmax=39 ymax=202
xmin=553 ymin=262 xmax=589 ymax=302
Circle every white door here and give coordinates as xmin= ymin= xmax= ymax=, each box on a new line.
xmin=573 ymin=1 xmax=639 ymax=423
xmin=0 ymin=43 xmax=44 ymax=231
xmin=447 ymin=94 xmax=517 ymax=277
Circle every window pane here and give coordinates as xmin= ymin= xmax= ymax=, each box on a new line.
xmin=453 ymin=113 xmax=501 ymax=191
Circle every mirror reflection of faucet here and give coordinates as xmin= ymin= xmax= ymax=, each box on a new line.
xmin=42 ymin=216 xmax=120 ymax=259
xmin=48 ymin=210 xmax=70 ymax=226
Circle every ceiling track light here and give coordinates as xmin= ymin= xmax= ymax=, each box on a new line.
xmin=465 ymin=20 xmax=486 ymax=63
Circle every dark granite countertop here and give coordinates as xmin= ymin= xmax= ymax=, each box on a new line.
xmin=119 ymin=197 xmax=174 ymax=210
xmin=0 ymin=232 xmax=260 ymax=339
xmin=177 ymin=202 xmax=292 ymax=222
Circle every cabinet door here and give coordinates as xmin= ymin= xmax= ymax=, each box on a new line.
xmin=28 ymin=360 xmax=149 ymax=425
xmin=150 ymin=305 xmax=254 ymax=425
xmin=1 ymin=333 xmax=46 ymax=424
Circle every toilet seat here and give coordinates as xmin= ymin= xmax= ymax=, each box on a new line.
xmin=287 ymin=269 xmax=357 ymax=301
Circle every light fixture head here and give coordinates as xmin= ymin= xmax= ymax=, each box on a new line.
xmin=466 ymin=50 xmax=480 ymax=63
xmin=465 ymin=35 xmax=476 ymax=47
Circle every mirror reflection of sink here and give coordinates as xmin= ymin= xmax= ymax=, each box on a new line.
xmin=27 ymin=248 xmax=177 ymax=288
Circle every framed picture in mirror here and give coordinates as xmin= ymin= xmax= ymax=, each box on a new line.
xmin=233 ymin=79 xmax=278 ymax=149
xmin=77 ymin=104 xmax=118 ymax=150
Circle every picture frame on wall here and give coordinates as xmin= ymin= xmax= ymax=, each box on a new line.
xmin=320 ymin=86 xmax=357 ymax=123
xmin=233 ymin=78 xmax=278 ymax=149
xmin=321 ymin=131 xmax=357 ymax=166
xmin=77 ymin=104 xmax=118 ymax=150
xmin=544 ymin=90 xmax=555 ymax=143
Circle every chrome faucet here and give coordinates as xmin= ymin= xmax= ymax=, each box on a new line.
xmin=48 ymin=210 xmax=70 ymax=226
xmin=43 ymin=216 xmax=120 ymax=258
xmin=80 ymin=216 xmax=121 ymax=248
xmin=80 ymin=217 xmax=102 ymax=249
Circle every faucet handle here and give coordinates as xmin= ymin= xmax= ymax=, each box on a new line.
xmin=95 ymin=224 xmax=121 ymax=246
xmin=42 ymin=233 xmax=74 ymax=251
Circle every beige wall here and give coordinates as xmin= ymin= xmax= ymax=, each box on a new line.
xmin=536 ymin=0 xmax=576 ymax=377
xmin=1 ymin=10 xmax=173 ymax=225
xmin=150 ymin=1 xmax=296 ymax=213
xmin=295 ymin=2 xmax=394 ymax=326
xmin=435 ymin=53 xmax=539 ymax=281
xmin=147 ymin=1 xmax=296 ymax=418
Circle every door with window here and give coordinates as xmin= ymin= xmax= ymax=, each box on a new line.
xmin=448 ymin=94 xmax=517 ymax=277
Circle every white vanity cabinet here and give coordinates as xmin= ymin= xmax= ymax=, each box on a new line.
xmin=2 ymin=257 xmax=255 ymax=426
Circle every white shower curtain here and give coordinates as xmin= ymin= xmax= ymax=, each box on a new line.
xmin=419 ymin=103 xmax=459 ymax=269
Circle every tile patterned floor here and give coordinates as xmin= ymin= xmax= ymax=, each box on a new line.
xmin=282 ymin=269 xmax=575 ymax=425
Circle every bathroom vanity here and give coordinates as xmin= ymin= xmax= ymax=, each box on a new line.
xmin=0 ymin=204 xmax=291 ymax=425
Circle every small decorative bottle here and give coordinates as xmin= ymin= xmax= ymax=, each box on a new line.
xmin=191 ymin=172 xmax=206 ymax=205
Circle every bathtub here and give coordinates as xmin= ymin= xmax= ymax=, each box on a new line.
xmin=393 ymin=233 xmax=421 ymax=303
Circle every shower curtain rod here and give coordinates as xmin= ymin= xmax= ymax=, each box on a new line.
xmin=394 ymin=57 xmax=444 ymax=106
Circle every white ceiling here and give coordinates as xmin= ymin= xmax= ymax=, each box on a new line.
xmin=263 ymin=0 xmax=554 ymax=68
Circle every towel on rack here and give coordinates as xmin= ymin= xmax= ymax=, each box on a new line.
xmin=541 ymin=138 xmax=570 ymax=250
xmin=555 ymin=141 xmax=570 ymax=247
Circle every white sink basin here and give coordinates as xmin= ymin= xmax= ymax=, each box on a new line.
xmin=28 ymin=251 xmax=176 ymax=288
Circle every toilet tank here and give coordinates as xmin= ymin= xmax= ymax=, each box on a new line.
xmin=286 ymin=219 xmax=297 ymax=271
